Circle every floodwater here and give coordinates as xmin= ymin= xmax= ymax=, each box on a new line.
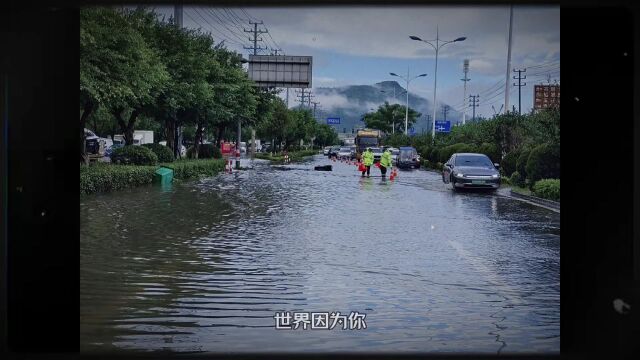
xmin=80 ymin=154 xmax=560 ymax=354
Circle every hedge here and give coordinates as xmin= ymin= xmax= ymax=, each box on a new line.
xmin=162 ymin=158 xmax=226 ymax=179
xmin=438 ymin=143 xmax=477 ymax=163
xmin=142 ymin=143 xmax=174 ymax=163
xmin=476 ymin=142 xmax=500 ymax=163
xmin=510 ymin=171 xmax=525 ymax=188
xmin=516 ymin=148 xmax=531 ymax=180
xmin=500 ymin=150 xmax=520 ymax=177
xmin=80 ymin=158 xmax=226 ymax=195
xmin=187 ymin=143 xmax=222 ymax=159
xmin=80 ymin=162 xmax=156 ymax=195
xmin=532 ymin=179 xmax=560 ymax=202
xmin=111 ymin=145 xmax=158 ymax=166
xmin=525 ymin=143 xmax=560 ymax=186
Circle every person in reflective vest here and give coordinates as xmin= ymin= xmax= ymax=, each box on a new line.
xmin=380 ymin=148 xmax=393 ymax=178
xmin=361 ymin=147 xmax=374 ymax=177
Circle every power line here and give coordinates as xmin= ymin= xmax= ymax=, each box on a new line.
xmin=203 ymin=8 xmax=250 ymax=45
xmin=244 ymin=20 xmax=268 ymax=55
xmin=189 ymin=8 xmax=244 ymax=46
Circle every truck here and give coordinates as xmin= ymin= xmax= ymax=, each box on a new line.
xmin=113 ymin=130 xmax=154 ymax=146
xmin=355 ymin=129 xmax=382 ymax=154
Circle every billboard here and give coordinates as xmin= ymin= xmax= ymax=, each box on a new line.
xmin=247 ymin=55 xmax=312 ymax=88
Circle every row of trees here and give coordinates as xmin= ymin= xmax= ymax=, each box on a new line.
xmin=373 ymin=108 xmax=560 ymax=186
xmin=363 ymin=102 xmax=421 ymax=134
xmin=80 ymin=7 xmax=338 ymax=163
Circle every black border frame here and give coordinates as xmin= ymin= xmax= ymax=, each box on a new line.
xmin=1 ymin=0 xmax=638 ymax=359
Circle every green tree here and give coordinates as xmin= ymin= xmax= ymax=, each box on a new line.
xmin=80 ymin=7 xmax=168 ymax=162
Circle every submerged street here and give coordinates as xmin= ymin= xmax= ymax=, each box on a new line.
xmin=80 ymin=154 xmax=559 ymax=353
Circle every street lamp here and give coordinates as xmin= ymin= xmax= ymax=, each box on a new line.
xmin=390 ymin=70 xmax=427 ymax=135
xmin=410 ymin=27 xmax=466 ymax=140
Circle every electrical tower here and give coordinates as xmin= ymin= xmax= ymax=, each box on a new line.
xmin=311 ymin=101 xmax=320 ymax=119
xmin=513 ymin=68 xmax=527 ymax=114
xmin=442 ymin=105 xmax=450 ymax=121
xmin=244 ymin=21 xmax=268 ymax=55
xmin=469 ymin=94 xmax=479 ymax=121
xmin=270 ymin=48 xmax=282 ymax=55
xmin=461 ymin=59 xmax=470 ymax=124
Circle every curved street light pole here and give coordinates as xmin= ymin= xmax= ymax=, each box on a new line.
xmin=390 ymin=70 xmax=427 ymax=135
xmin=410 ymin=27 xmax=466 ymax=142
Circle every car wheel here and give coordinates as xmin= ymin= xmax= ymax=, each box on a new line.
xmin=450 ymin=175 xmax=459 ymax=192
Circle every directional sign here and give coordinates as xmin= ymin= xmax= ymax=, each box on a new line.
xmin=327 ymin=117 xmax=341 ymax=125
xmin=435 ymin=120 xmax=451 ymax=133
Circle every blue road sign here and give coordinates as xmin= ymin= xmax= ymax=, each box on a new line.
xmin=327 ymin=117 xmax=341 ymax=125
xmin=435 ymin=120 xmax=451 ymax=133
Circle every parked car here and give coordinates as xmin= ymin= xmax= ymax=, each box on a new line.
xmin=323 ymin=146 xmax=331 ymax=156
xmin=442 ymin=153 xmax=501 ymax=191
xmin=105 ymin=141 xmax=124 ymax=158
xmin=84 ymin=128 xmax=105 ymax=156
xmin=337 ymin=147 xmax=352 ymax=159
xmin=370 ymin=147 xmax=383 ymax=162
xmin=397 ymin=147 xmax=420 ymax=169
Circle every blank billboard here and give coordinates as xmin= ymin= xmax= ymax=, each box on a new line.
xmin=247 ymin=55 xmax=312 ymax=88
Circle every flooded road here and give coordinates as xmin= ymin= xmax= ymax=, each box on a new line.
xmin=80 ymin=154 xmax=560 ymax=354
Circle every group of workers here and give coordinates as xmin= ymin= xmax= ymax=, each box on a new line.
xmin=359 ymin=147 xmax=393 ymax=178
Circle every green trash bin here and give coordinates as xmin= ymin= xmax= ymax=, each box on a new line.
xmin=154 ymin=166 xmax=174 ymax=185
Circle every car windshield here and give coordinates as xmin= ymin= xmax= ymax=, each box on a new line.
xmin=371 ymin=148 xmax=382 ymax=153
xmin=359 ymin=138 xmax=378 ymax=145
xmin=392 ymin=150 xmax=400 ymax=155
xmin=455 ymin=155 xmax=494 ymax=167
xmin=340 ymin=148 xmax=350 ymax=151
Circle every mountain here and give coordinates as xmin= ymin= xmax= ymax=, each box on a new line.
xmin=309 ymin=81 xmax=463 ymax=135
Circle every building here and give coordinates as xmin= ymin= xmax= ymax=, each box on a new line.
xmin=534 ymin=84 xmax=560 ymax=111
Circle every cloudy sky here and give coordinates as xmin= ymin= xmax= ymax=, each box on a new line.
xmin=153 ymin=5 xmax=559 ymax=118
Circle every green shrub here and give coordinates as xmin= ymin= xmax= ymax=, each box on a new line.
xmin=526 ymin=143 xmax=560 ymax=186
xmin=476 ymin=142 xmax=500 ymax=163
xmin=111 ymin=145 xmax=158 ymax=166
xmin=516 ymin=148 xmax=531 ymax=179
xmin=501 ymin=149 xmax=521 ymax=178
xmin=162 ymin=158 xmax=226 ymax=179
xmin=438 ymin=143 xmax=477 ymax=163
xmin=510 ymin=171 xmax=525 ymax=188
xmin=532 ymin=179 xmax=560 ymax=202
xmin=80 ymin=163 xmax=156 ymax=195
xmin=142 ymin=143 xmax=174 ymax=163
xmin=187 ymin=144 xmax=223 ymax=159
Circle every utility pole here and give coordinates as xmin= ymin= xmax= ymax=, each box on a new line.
xmin=244 ymin=21 xmax=268 ymax=55
xmin=469 ymin=94 xmax=479 ymax=121
xmin=311 ymin=101 xmax=320 ymax=119
xmin=512 ymin=68 xmax=527 ymax=114
xmin=295 ymin=88 xmax=310 ymax=107
xmin=461 ymin=59 xmax=470 ymax=124
xmin=504 ymin=4 xmax=514 ymax=113
xmin=307 ymin=92 xmax=314 ymax=108
xmin=442 ymin=105 xmax=450 ymax=122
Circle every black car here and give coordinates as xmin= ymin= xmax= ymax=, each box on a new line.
xmin=442 ymin=153 xmax=501 ymax=191
xmin=397 ymin=146 xmax=420 ymax=169
xmin=84 ymin=128 xmax=105 ymax=156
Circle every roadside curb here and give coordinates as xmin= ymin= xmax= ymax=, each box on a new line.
xmin=509 ymin=189 xmax=560 ymax=211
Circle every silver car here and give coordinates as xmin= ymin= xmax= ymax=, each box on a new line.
xmin=442 ymin=153 xmax=501 ymax=191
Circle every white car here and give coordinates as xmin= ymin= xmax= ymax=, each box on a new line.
xmin=337 ymin=147 xmax=352 ymax=159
